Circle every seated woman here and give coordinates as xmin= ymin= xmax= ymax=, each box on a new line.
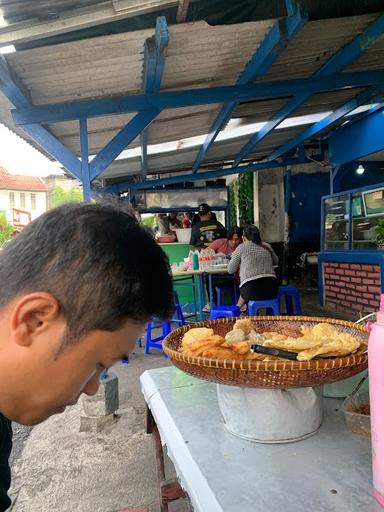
xmin=207 ymin=226 xmax=243 ymax=255
xmin=203 ymin=227 xmax=243 ymax=312
xmin=227 ymin=225 xmax=278 ymax=311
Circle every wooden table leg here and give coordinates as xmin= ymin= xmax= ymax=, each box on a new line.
xmin=147 ymin=406 xmax=187 ymax=512
xmin=146 ymin=404 xmax=154 ymax=434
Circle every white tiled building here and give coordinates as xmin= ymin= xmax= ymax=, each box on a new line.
xmin=0 ymin=167 xmax=47 ymax=227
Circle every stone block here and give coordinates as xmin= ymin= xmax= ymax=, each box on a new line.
xmin=79 ymin=413 xmax=117 ymax=433
xmin=81 ymin=371 xmax=119 ymax=417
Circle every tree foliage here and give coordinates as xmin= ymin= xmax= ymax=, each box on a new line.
xmin=50 ymin=186 xmax=83 ymax=208
xmin=0 ymin=214 xmax=15 ymax=246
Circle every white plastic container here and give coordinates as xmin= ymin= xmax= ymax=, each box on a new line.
xmin=175 ymin=228 xmax=192 ymax=244
xmin=217 ymin=384 xmax=323 ymax=443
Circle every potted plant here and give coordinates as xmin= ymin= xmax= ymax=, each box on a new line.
xmin=375 ymin=219 xmax=384 ymax=249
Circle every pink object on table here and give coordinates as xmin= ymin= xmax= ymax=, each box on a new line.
xmin=369 ymin=293 xmax=384 ymax=507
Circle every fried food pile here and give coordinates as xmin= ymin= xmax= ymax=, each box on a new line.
xmin=180 ymin=320 xmax=364 ymax=362
xmin=180 ymin=323 xmax=264 ymax=361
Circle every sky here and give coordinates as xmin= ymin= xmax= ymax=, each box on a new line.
xmin=0 ymin=123 xmax=64 ymax=177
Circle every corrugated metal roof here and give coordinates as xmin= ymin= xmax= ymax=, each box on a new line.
xmin=259 ymin=13 xmax=378 ymax=82
xmin=0 ymin=1 xmax=106 ymax=24
xmin=0 ymin=11 xmax=383 ymax=179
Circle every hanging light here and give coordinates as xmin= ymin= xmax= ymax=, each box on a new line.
xmin=356 ymin=164 xmax=365 ymax=175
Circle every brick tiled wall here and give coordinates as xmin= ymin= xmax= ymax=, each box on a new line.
xmin=323 ymin=262 xmax=381 ymax=316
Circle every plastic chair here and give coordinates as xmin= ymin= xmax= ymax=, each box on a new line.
xmin=248 ymin=298 xmax=280 ymax=316
xmin=215 ymin=285 xmax=238 ymax=306
xmin=210 ymin=305 xmax=241 ymax=320
xmin=145 ymin=291 xmax=186 ymax=354
xmin=278 ymin=286 xmax=302 ymax=315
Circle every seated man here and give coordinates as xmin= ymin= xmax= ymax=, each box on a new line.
xmin=189 ymin=203 xmax=227 ymax=248
xmin=0 ymin=202 xmax=173 ymax=511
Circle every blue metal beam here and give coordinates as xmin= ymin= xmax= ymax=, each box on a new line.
xmin=12 ymin=70 xmax=384 ymax=126
xmin=140 ymin=41 xmax=156 ymax=180
xmin=266 ymin=86 xmax=384 ymax=161
xmin=127 ymin=155 xmax=313 ymax=191
xmin=23 ymin=125 xmax=81 ymax=179
xmin=79 ymin=117 xmax=91 ymax=200
xmin=0 ymin=55 xmax=81 ymax=179
xmin=141 ymin=17 xmax=169 ymax=179
xmin=233 ymin=13 xmax=384 ymax=167
xmin=89 ymin=109 xmax=158 ymax=180
xmin=191 ymin=7 xmax=306 ymax=173
xmin=328 ymin=107 xmax=384 ymax=165
xmin=285 ymin=0 xmax=295 ymax=16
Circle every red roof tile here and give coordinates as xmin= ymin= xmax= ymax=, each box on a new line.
xmin=0 ymin=166 xmax=47 ymax=192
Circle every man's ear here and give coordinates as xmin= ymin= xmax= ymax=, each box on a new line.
xmin=9 ymin=293 xmax=61 ymax=347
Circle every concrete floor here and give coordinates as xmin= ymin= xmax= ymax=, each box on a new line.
xmin=9 ymin=348 xmax=190 ymax=512
xmin=8 ymin=289 xmax=353 ymax=512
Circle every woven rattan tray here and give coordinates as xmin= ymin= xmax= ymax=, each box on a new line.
xmin=163 ymin=316 xmax=368 ymax=389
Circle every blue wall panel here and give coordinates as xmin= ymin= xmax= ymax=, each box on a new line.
xmin=289 ymin=172 xmax=330 ymax=243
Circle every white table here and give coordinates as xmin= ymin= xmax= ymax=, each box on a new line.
xmin=141 ymin=366 xmax=380 ymax=512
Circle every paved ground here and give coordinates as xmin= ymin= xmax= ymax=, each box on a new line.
xmin=9 ymin=425 xmax=32 ymax=467
xmin=8 ymin=289 xmax=353 ymax=512
xmin=9 ymin=348 xmax=190 ymax=512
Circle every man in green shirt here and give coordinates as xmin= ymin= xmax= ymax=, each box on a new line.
xmin=0 ymin=202 xmax=173 ymax=511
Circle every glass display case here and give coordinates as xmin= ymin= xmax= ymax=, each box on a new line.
xmin=324 ymin=194 xmax=350 ymax=250
xmin=322 ymin=185 xmax=384 ymax=250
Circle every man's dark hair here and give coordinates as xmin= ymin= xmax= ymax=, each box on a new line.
xmin=0 ymin=202 xmax=174 ymax=345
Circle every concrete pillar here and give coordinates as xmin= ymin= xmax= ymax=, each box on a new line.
xmin=80 ymin=371 xmax=119 ymax=432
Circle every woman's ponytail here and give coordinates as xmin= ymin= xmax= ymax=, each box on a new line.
xmin=243 ymin=225 xmax=262 ymax=244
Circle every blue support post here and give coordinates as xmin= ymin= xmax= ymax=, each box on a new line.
xmin=265 ymin=86 xmax=384 ymax=161
xmin=79 ymin=117 xmax=91 ymax=200
xmin=140 ymin=17 xmax=169 ymax=179
xmin=233 ymin=13 xmax=384 ymax=167
xmin=192 ymin=7 xmax=306 ymax=173
xmin=90 ymin=109 xmax=159 ymax=180
xmin=0 ymin=55 xmax=81 ymax=180
xmin=11 ymin=70 xmax=384 ymax=126
xmin=328 ymin=107 xmax=384 ymax=165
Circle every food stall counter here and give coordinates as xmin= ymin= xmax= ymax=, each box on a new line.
xmin=141 ymin=367 xmax=376 ymax=512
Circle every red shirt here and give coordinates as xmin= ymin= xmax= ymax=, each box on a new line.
xmin=207 ymin=238 xmax=233 ymax=255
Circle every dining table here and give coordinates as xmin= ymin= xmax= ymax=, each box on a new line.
xmin=171 ymin=265 xmax=231 ymax=320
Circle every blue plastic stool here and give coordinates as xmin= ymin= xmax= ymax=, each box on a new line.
xmin=215 ymin=285 xmax=238 ymax=306
xmin=121 ymin=337 xmax=144 ymax=365
xmin=145 ymin=291 xmax=186 ymax=354
xmin=278 ymin=286 xmax=302 ymax=315
xmin=248 ymin=298 xmax=280 ymax=316
xmin=210 ymin=305 xmax=241 ymax=320
xmin=145 ymin=320 xmax=171 ymax=354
